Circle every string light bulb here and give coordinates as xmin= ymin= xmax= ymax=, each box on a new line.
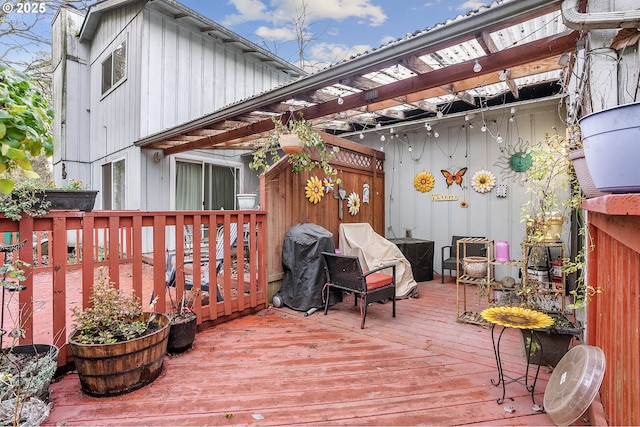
xmin=481 ymin=124 xmax=487 ymax=132
xmin=359 ymin=133 xmax=364 ymax=139
xmin=380 ymin=135 xmax=386 ymax=142
xmin=436 ymin=110 xmax=444 ymax=119
xmin=496 ymin=134 xmax=503 ymax=144
xmin=376 ymin=123 xmax=382 ymax=129
xmin=408 ymin=145 xmax=412 ymax=152
xmin=337 ymin=96 xmax=344 ymax=105
xmin=425 ymin=123 xmax=432 ymax=131
xmin=434 ymin=131 xmax=440 ymax=138
xmin=499 ymin=70 xmax=509 ymax=81
xmin=473 ymin=59 xmax=482 ymax=73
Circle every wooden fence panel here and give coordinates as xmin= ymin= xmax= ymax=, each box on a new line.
xmin=263 ymin=132 xmax=385 ymax=283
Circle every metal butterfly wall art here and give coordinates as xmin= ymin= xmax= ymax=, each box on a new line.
xmin=441 ymin=167 xmax=467 ymax=188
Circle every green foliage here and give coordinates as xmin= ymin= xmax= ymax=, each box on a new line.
xmin=520 ymin=132 xmax=579 ymax=244
xmin=0 ymin=180 xmax=51 ymax=221
xmin=250 ymin=113 xmax=341 ymax=180
xmin=0 ymin=66 xmax=54 ymax=195
xmin=71 ymin=268 xmax=148 ymax=344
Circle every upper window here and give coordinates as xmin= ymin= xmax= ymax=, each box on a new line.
xmin=101 ymin=40 xmax=127 ymax=95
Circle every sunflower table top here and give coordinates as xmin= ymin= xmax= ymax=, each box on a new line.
xmin=480 ymin=306 xmax=553 ymax=330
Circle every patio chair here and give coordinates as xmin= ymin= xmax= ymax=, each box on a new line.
xmin=441 ymin=236 xmax=486 ymax=283
xmin=321 ymin=252 xmax=396 ymax=329
xmin=164 ymin=222 xmax=239 ymax=304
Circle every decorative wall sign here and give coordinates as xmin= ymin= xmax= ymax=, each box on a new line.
xmin=305 ymin=176 xmax=324 ymax=204
xmin=471 ymin=169 xmax=497 ymax=193
xmin=414 ymin=171 xmax=435 ymax=193
xmin=430 ymin=193 xmax=459 ymax=201
xmin=347 ymin=192 xmax=361 ymax=215
xmin=441 ymin=167 xmax=467 ymax=188
xmin=495 ymin=184 xmax=508 ymax=198
xmin=362 ymin=183 xmax=370 ymax=203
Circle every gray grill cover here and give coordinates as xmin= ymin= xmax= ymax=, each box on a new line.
xmin=279 ymin=223 xmax=338 ymax=311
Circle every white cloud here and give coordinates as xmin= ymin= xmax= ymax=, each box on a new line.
xmin=457 ymin=0 xmax=490 ymax=11
xmin=223 ymin=0 xmax=387 ymax=28
xmin=222 ymin=0 xmax=270 ymax=25
xmin=380 ymin=35 xmax=397 ymax=45
xmin=310 ymin=42 xmax=371 ymax=63
xmin=255 ymin=26 xmax=297 ymax=42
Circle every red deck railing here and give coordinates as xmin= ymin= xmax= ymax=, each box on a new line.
xmin=583 ymin=194 xmax=640 ymax=427
xmin=0 ymin=210 xmax=267 ymax=365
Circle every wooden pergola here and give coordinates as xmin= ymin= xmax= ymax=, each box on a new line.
xmin=135 ymin=0 xmax=580 ymax=154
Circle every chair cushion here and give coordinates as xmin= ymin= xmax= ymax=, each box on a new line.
xmin=365 ymin=272 xmax=393 ymax=289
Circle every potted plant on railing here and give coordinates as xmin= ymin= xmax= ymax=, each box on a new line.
xmin=45 ymin=179 xmax=99 ymax=211
xmin=249 ymin=112 xmax=340 ymax=180
xmin=68 ymin=267 xmax=170 ymax=396
xmin=0 ymin=179 xmax=99 ymax=221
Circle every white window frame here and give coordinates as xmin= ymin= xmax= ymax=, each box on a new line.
xmin=101 ymin=38 xmax=127 ymax=96
xmin=170 ymin=155 xmax=243 ymax=211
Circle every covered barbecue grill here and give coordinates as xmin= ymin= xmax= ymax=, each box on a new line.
xmin=276 ymin=223 xmax=341 ymax=314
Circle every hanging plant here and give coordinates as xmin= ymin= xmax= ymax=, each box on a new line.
xmin=413 ymin=171 xmax=435 ymax=193
xmin=471 ymin=169 xmax=496 ymax=193
xmin=250 ymin=112 xmax=340 ymax=182
xmin=347 ymin=192 xmax=360 ymax=215
xmin=305 ymin=176 xmax=324 ymax=204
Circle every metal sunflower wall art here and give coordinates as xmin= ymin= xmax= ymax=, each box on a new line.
xmin=414 ymin=171 xmax=435 ymax=193
xmin=494 ymin=137 xmax=532 ymax=181
xmin=480 ymin=306 xmax=554 ymax=329
xmin=305 ymin=176 xmax=324 ymax=204
xmin=347 ymin=192 xmax=361 ymax=215
xmin=471 ymin=169 xmax=497 ymax=193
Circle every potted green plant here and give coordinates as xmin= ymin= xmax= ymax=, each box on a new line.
xmin=249 ymin=113 xmax=340 ymax=179
xmin=0 ymin=180 xmax=51 ymax=221
xmin=520 ymin=131 xmax=581 ymax=244
xmin=45 ymin=179 xmax=99 ymax=211
xmin=68 ymin=268 xmax=170 ymax=396
xmin=0 ymin=239 xmax=59 ymax=426
xmin=0 ymin=179 xmax=99 ymax=221
xmin=0 ymin=66 xmax=54 ymax=195
xmin=166 ymin=289 xmax=198 ymax=354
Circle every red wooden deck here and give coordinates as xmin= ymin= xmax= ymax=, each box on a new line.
xmin=43 ymin=276 xmax=599 ymax=426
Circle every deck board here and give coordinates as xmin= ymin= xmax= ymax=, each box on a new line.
xmin=44 ymin=278 xmax=590 ymax=426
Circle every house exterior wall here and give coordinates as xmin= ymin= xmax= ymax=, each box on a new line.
xmin=359 ymin=99 xmax=567 ymax=275
xmin=53 ymin=1 xmax=297 ymax=211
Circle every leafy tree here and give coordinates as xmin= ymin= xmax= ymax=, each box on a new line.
xmin=0 ymin=65 xmax=54 ymax=194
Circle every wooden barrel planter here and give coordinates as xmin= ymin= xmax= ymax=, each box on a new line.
xmin=68 ymin=312 xmax=170 ymax=397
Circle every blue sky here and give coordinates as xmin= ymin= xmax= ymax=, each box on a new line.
xmin=179 ymin=0 xmax=492 ymax=69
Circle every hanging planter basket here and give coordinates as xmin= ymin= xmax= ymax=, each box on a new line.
xmin=568 ymin=149 xmax=608 ymax=198
xmin=279 ymin=133 xmax=305 ymax=154
xmin=579 ymin=101 xmax=640 ymax=193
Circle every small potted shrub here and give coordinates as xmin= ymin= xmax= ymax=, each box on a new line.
xmin=166 ymin=289 xmax=198 ymax=354
xmin=68 ymin=268 xmax=170 ymax=396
